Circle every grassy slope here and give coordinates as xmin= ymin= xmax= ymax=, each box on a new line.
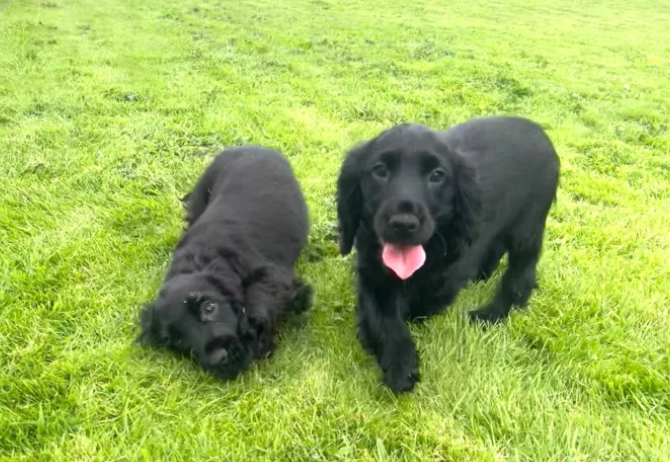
xmin=1 ymin=0 xmax=670 ymax=460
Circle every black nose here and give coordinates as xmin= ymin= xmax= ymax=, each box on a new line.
xmin=389 ymin=214 xmax=419 ymax=234
xmin=397 ymin=200 xmax=416 ymax=214
xmin=208 ymin=347 xmax=229 ymax=365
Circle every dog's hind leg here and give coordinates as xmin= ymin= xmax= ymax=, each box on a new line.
xmin=469 ymin=223 xmax=544 ymax=323
xmin=183 ymin=187 xmax=211 ymax=227
xmin=183 ymin=167 xmax=219 ymax=226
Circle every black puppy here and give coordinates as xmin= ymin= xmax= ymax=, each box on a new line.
xmin=139 ymin=146 xmax=312 ymax=381
xmin=337 ymin=116 xmax=559 ymax=392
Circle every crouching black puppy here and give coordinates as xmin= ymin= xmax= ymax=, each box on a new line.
xmin=337 ymin=117 xmax=560 ymax=393
xmin=139 ymin=146 xmax=312 ymax=381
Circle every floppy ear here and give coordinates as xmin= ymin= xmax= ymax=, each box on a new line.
xmin=336 ymin=143 xmax=367 ymax=255
xmin=137 ymin=302 xmax=165 ymax=346
xmin=452 ymin=154 xmax=482 ymax=247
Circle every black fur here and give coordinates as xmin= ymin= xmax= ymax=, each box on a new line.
xmin=139 ymin=146 xmax=312 ymax=381
xmin=336 ymin=117 xmax=560 ymax=393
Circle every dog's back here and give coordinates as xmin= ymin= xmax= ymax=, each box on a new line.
xmin=441 ymin=117 xmax=559 ymax=230
xmin=185 ymin=146 xmax=309 ymax=269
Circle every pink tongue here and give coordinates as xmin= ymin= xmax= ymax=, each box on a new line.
xmin=381 ymin=244 xmax=426 ymax=280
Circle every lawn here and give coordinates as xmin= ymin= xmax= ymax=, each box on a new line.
xmin=1 ymin=0 xmax=670 ymax=460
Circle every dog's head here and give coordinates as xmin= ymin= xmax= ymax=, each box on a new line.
xmin=138 ymin=272 xmax=255 ymax=381
xmin=337 ymin=124 xmax=481 ymax=264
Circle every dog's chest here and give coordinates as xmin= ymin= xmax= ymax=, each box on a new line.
xmin=400 ymin=269 xmax=458 ymax=318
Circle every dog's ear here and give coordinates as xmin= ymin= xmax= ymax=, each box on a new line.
xmin=336 ymin=143 xmax=368 ymax=255
xmin=452 ymin=154 xmax=482 ymax=247
xmin=137 ymin=302 xmax=165 ymax=346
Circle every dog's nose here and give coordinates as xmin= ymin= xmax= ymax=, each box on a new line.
xmin=207 ymin=347 xmax=229 ymax=365
xmin=389 ymin=214 xmax=419 ymax=234
xmin=397 ymin=200 xmax=416 ymax=214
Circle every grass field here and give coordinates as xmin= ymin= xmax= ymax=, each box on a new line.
xmin=2 ymin=0 xmax=670 ymax=460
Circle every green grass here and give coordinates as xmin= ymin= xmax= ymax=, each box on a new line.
xmin=1 ymin=0 xmax=670 ymax=460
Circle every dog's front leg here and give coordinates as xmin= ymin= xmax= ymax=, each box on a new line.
xmin=242 ymin=279 xmax=278 ymax=358
xmin=242 ymin=269 xmax=310 ymax=358
xmin=357 ymin=282 xmax=419 ymax=393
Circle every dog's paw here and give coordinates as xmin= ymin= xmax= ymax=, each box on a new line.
xmin=290 ymin=282 xmax=313 ymax=314
xmin=383 ymin=361 xmax=420 ymax=393
xmin=469 ymin=305 xmax=507 ymax=324
xmin=357 ymin=333 xmax=374 ymax=354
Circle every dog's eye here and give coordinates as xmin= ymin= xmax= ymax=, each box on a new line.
xmin=372 ymin=163 xmax=389 ymax=180
xmin=428 ymin=169 xmax=445 ymax=184
xmin=201 ymin=302 xmax=218 ymax=320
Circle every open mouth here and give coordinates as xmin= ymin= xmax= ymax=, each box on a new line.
xmin=380 ymin=242 xmax=426 ymax=280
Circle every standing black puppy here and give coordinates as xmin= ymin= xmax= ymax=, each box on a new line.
xmin=139 ymin=146 xmax=312 ymax=381
xmin=337 ymin=117 xmax=559 ymax=393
